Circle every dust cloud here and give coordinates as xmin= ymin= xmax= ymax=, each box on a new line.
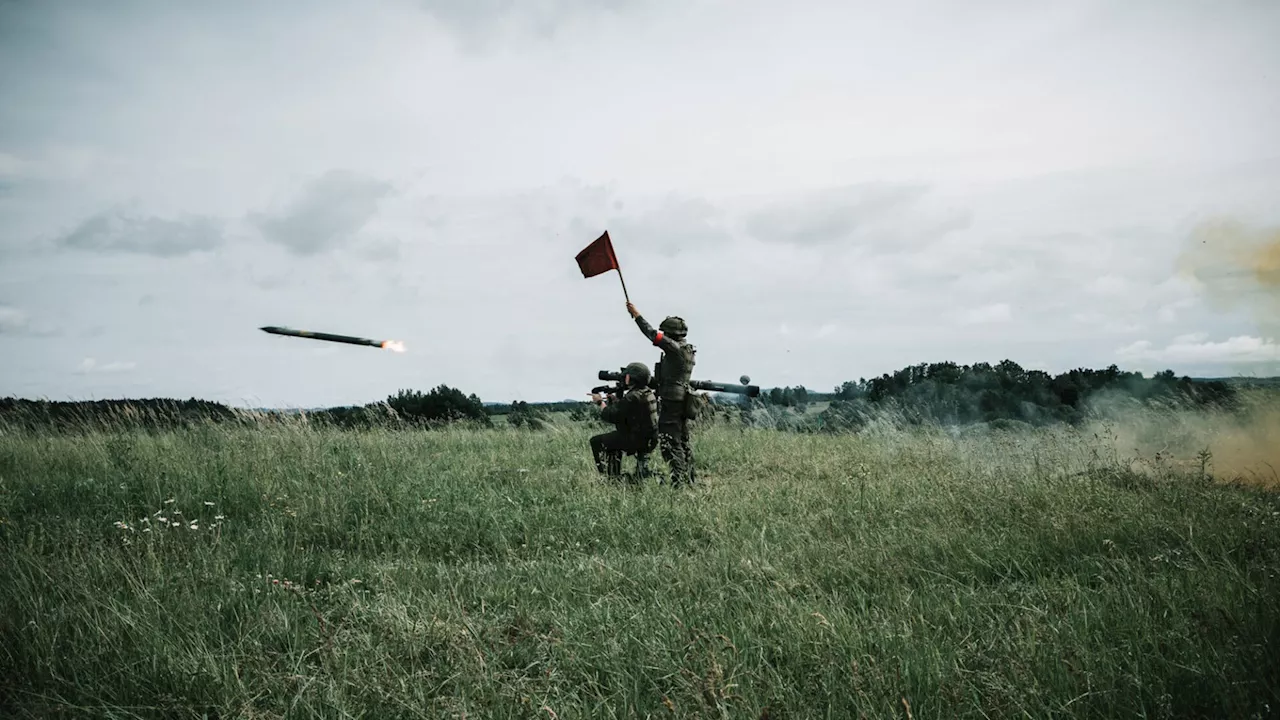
xmin=1095 ymin=389 xmax=1280 ymax=490
xmin=1176 ymin=217 xmax=1280 ymax=341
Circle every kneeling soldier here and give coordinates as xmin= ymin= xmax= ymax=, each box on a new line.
xmin=589 ymin=362 xmax=659 ymax=481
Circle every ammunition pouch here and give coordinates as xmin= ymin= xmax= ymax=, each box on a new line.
xmin=682 ymin=387 xmax=699 ymax=420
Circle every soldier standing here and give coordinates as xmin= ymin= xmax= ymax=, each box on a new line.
xmin=589 ymin=362 xmax=659 ymax=481
xmin=626 ymin=302 xmax=697 ymax=486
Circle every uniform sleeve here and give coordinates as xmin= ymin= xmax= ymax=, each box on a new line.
xmin=599 ymin=396 xmax=623 ymax=423
xmin=603 ymin=392 xmax=645 ymax=425
xmin=635 ymin=314 xmax=680 ymax=354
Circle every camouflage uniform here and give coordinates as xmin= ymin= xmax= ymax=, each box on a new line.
xmin=590 ymin=362 xmax=660 ymax=480
xmin=633 ymin=314 xmax=697 ymax=486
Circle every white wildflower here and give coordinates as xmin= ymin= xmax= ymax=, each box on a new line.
xmin=203 ymin=501 xmax=215 ymax=507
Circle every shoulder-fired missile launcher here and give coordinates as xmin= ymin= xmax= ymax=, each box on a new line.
xmin=596 ymin=369 xmax=760 ymax=398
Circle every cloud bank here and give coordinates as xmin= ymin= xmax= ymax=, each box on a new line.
xmin=55 ymin=206 xmax=224 ymax=257
xmin=250 ymin=170 xmax=396 ymax=256
xmin=2 ymin=0 xmax=1279 ymax=406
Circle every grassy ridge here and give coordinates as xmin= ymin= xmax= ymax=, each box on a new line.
xmin=1 ymin=415 xmax=1278 ymax=718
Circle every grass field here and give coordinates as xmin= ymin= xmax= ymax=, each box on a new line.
xmin=1 ymin=399 xmax=1279 ymax=718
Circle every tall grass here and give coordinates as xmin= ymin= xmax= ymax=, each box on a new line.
xmin=1 ymin=400 xmax=1277 ymax=718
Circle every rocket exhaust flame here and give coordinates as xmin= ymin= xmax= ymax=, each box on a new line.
xmin=260 ymin=326 xmax=407 ymax=353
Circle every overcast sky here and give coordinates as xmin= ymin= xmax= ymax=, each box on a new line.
xmin=2 ymin=0 xmax=1279 ymax=407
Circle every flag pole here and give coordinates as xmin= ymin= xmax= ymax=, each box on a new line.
xmin=617 ymin=268 xmax=630 ymax=304
xmin=610 ymin=232 xmax=631 ymax=303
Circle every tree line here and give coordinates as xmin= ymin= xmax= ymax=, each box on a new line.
xmin=748 ymin=361 xmax=1238 ymax=432
xmin=0 ymin=360 xmax=1249 ymax=434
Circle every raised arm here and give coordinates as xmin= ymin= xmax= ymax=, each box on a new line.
xmin=627 ymin=303 xmax=680 ymax=354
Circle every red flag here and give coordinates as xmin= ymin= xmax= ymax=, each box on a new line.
xmin=575 ymin=231 xmax=619 ymax=278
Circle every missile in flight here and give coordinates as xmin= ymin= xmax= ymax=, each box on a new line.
xmin=259 ymin=326 xmax=405 ymax=352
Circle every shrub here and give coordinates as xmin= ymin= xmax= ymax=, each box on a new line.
xmin=385 ymin=385 xmax=490 ymax=427
xmin=506 ymin=401 xmax=548 ymax=430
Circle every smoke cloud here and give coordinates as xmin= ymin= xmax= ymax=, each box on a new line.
xmin=1095 ymin=389 xmax=1280 ymax=491
xmin=1176 ymin=218 xmax=1280 ymax=341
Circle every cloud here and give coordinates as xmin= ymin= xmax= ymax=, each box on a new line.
xmin=0 ymin=305 xmax=29 ymax=334
xmin=0 ymin=152 xmax=31 ymax=177
xmin=1086 ymin=274 xmax=1131 ymax=297
xmin=924 ymin=222 xmax=1233 ymax=340
xmin=75 ymin=358 xmax=138 ymax=374
xmin=53 ymin=206 xmax=223 ymax=257
xmin=962 ymin=303 xmax=1012 ymax=325
xmin=416 ymin=0 xmax=648 ymax=46
xmin=1117 ymin=335 xmax=1280 ymax=365
xmin=0 ymin=304 xmax=59 ymax=337
xmin=359 ymin=237 xmax=402 ymax=262
xmin=603 ymin=194 xmax=732 ymax=257
xmin=250 ymin=170 xmax=395 ymax=256
xmin=3 ymin=2 xmax=1280 ymax=405
xmin=743 ymin=183 xmax=938 ymax=248
xmin=1156 ymin=297 xmax=1198 ymax=324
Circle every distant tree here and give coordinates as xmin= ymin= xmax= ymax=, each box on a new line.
xmin=506 ymin=401 xmax=547 ymax=430
xmin=386 ymin=385 xmax=490 ymax=426
xmin=793 ymin=386 xmax=810 ymax=407
xmin=567 ymin=402 xmax=598 ymax=423
xmin=762 ymin=386 xmax=811 ymax=408
xmin=833 ymin=381 xmax=863 ymax=401
xmin=823 ymin=359 xmax=1237 ymax=429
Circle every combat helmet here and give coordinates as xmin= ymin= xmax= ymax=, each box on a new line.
xmin=659 ymin=316 xmax=688 ymax=339
xmin=623 ymin=362 xmax=651 ymax=385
